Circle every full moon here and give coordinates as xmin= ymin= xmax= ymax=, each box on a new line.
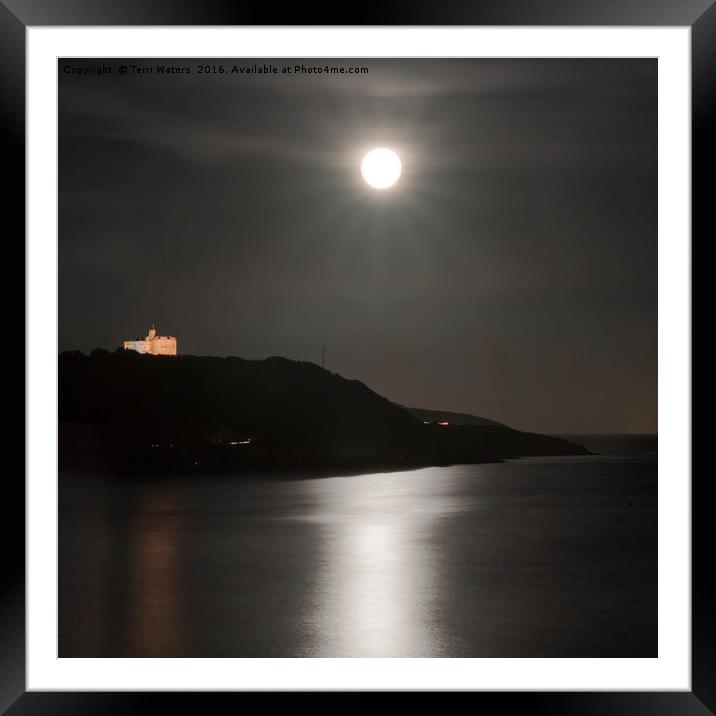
xmin=361 ymin=148 xmax=401 ymax=189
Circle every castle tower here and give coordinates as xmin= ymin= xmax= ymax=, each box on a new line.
xmin=124 ymin=324 xmax=176 ymax=356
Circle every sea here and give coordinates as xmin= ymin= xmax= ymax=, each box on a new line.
xmin=59 ymin=435 xmax=657 ymax=657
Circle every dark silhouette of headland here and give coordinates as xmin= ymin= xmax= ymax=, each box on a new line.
xmin=59 ymin=350 xmax=589 ymax=474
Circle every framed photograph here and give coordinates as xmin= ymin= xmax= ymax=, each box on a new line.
xmin=5 ymin=1 xmax=710 ymax=712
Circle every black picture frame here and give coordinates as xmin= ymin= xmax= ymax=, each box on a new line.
xmin=3 ymin=1 xmax=710 ymax=712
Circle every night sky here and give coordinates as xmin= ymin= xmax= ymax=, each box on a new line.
xmin=59 ymin=59 xmax=657 ymax=434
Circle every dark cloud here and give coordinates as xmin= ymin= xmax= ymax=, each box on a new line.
xmin=59 ymin=58 xmax=656 ymax=434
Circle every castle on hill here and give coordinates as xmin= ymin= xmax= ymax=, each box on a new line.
xmin=123 ymin=325 xmax=177 ymax=356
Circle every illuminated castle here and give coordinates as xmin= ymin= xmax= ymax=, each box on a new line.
xmin=123 ymin=324 xmax=177 ymax=356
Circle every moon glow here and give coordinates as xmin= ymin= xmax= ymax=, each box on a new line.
xmin=361 ymin=148 xmax=402 ymax=189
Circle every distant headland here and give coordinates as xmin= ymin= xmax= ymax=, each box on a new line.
xmin=59 ymin=349 xmax=589 ymax=474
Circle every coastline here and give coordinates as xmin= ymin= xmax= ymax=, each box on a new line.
xmin=59 ymin=422 xmax=591 ymax=479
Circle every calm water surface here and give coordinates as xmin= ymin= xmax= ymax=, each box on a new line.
xmin=59 ymin=445 xmax=657 ymax=657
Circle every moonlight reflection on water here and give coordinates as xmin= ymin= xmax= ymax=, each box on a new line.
xmin=307 ymin=470 xmax=463 ymax=657
xmin=59 ymin=454 xmax=657 ymax=658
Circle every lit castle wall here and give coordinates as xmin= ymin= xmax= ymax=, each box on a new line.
xmin=123 ymin=325 xmax=177 ymax=356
